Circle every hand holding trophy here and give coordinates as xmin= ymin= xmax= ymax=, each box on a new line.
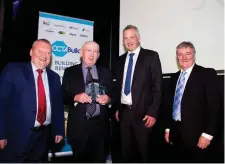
xmin=85 ymin=79 xmax=106 ymax=104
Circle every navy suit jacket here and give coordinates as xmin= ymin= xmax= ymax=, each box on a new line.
xmin=0 ymin=62 xmax=64 ymax=157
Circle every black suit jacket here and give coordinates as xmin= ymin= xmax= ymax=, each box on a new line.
xmin=62 ymin=64 xmax=113 ymax=151
xmin=168 ymin=64 xmax=220 ymax=147
xmin=116 ymin=47 xmax=162 ymax=120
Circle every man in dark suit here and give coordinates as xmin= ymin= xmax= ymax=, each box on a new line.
xmin=115 ymin=25 xmax=162 ymax=162
xmin=62 ymin=41 xmax=113 ymax=162
xmin=0 ymin=39 xmax=64 ymax=162
xmin=164 ymin=41 xmax=220 ymax=162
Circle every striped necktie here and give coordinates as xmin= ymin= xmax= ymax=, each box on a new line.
xmin=172 ymin=71 xmax=187 ymax=121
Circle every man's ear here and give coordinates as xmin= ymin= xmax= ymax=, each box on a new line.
xmin=97 ymin=52 xmax=100 ymax=59
xmin=137 ymin=35 xmax=140 ymax=42
xmin=29 ymin=49 xmax=32 ymax=57
xmin=80 ymin=48 xmax=83 ymax=58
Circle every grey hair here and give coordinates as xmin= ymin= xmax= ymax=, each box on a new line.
xmin=80 ymin=41 xmax=100 ymax=61
xmin=176 ymin=41 xmax=196 ymax=55
xmin=123 ymin=24 xmax=140 ymax=37
xmin=32 ymin=38 xmax=51 ymax=48
xmin=81 ymin=40 xmax=99 ymax=50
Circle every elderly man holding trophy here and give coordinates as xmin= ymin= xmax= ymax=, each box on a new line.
xmin=62 ymin=41 xmax=113 ymax=163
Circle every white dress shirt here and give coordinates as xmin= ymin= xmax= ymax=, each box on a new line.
xmin=121 ymin=46 xmax=141 ymax=105
xmin=31 ymin=62 xmax=51 ymax=127
xmin=166 ymin=63 xmax=213 ymax=140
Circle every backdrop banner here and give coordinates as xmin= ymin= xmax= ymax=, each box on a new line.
xmin=38 ymin=11 xmax=94 ymax=80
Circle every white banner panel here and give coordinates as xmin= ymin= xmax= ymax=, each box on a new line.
xmin=38 ymin=11 xmax=94 ymax=79
xmin=120 ymin=0 xmax=224 ymax=73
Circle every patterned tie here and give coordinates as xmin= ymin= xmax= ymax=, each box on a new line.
xmin=86 ymin=67 xmax=96 ymax=116
xmin=173 ymin=71 xmax=187 ymax=121
xmin=124 ymin=53 xmax=135 ymax=95
xmin=36 ymin=69 xmax=46 ymax=125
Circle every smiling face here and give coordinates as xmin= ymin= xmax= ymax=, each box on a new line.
xmin=30 ymin=41 xmax=52 ymax=69
xmin=177 ymin=47 xmax=195 ymax=70
xmin=80 ymin=41 xmax=100 ymax=67
xmin=123 ymin=28 xmax=140 ymax=52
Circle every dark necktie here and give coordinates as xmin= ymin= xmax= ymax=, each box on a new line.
xmin=36 ymin=69 xmax=46 ymax=125
xmin=124 ymin=53 xmax=135 ymax=95
xmin=86 ymin=67 xmax=96 ymax=116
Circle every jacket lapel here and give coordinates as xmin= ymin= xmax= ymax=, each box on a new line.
xmin=172 ymin=72 xmax=180 ymax=95
xmin=119 ymin=54 xmax=127 ymax=89
xmin=182 ymin=64 xmax=198 ymax=101
xmin=96 ymin=65 xmax=102 ymax=82
xmin=77 ymin=64 xmax=86 ymax=91
xmin=23 ymin=62 xmax=37 ymax=114
xmin=132 ymin=48 xmax=144 ymax=89
xmin=131 ymin=48 xmax=145 ymax=107
xmin=46 ymin=68 xmax=53 ymax=111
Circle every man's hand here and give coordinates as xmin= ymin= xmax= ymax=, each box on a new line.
xmin=115 ymin=110 xmax=119 ymax=122
xmin=197 ymin=136 xmax=211 ymax=149
xmin=96 ymin=95 xmax=110 ymax=105
xmin=74 ymin=93 xmax=92 ymax=104
xmin=143 ymin=115 xmax=156 ymax=128
xmin=55 ymin=135 xmax=63 ymax=144
xmin=165 ymin=132 xmax=172 ymax=144
xmin=0 ymin=139 xmax=7 ymax=150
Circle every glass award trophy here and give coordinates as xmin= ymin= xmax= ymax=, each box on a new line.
xmin=85 ymin=79 xmax=106 ymax=103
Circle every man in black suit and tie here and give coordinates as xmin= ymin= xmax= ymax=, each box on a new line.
xmin=62 ymin=41 xmax=113 ymax=162
xmin=164 ymin=41 xmax=220 ymax=162
xmin=115 ymin=25 xmax=162 ymax=162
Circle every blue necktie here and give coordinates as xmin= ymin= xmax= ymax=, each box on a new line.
xmin=173 ymin=71 xmax=187 ymax=120
xmin=124 ymin=53 xmax=135 ymax=95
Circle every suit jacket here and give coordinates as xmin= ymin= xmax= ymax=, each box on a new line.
xmin=0 ymin=62 xmax=64 ymax=158
xmin=62 ymin=63 xmax=113 ymax=151
xmin=168 ymin=64 xmax=220 ymax=147
xmin=116 ymin=47 xmax=162 ymax=120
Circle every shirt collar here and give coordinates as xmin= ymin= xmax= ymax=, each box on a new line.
xmin=181 ymin=63 xmax=195 ymax=75
xmin=31 ymin=62 xmax=46 ymax=73
xmin=82 ymin=62 xmax=96 ymax=70
xmin=128 ymin=46 xmax=141 ymax=56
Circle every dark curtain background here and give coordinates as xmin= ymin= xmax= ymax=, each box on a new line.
xmin=0 ymin=0 xmax=5 ymax=52
xmin=0 ymin=0 xmax=120 ymax=78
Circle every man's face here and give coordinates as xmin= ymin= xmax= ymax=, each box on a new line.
xmin=30 ymin=41 xmax=52 ymax=69
xmin=177 ymin=47 xmax=195 ymax=70
xmin=81 ymin=42 xmax=100 ymax=67
xmin=123 ymin=28 xmax=140 ymax=51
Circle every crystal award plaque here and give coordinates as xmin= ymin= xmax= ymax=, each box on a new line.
xmin=85 ymin=79 xmax=106 ymax=102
